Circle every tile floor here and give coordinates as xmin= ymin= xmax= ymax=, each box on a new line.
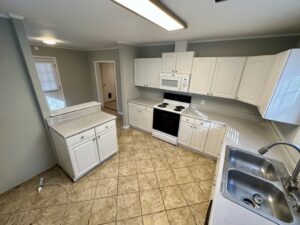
xmin=0 ymin=112 xmax=216 ymax=225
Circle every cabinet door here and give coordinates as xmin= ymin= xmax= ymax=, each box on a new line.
xmin=140 ymin=109 xmax=153 ymax=132
xmin=147 ymin=58 xmax=161 ymax=88
xmin=204 ymin=123 xmax=226 ymax=158
xmin=211 ymin=57 xmax=246 ymax=99
xmin=189 ymin=57 xmax=216 ymax=95
xmin=162 ymin=53 xmax=176 ymax=73
xmin=175 ymin=52 xmax=194 ymax=73
xmin=236 ymin=55 xmax=274 ymax=105
xmin=178 ymin=122 xmax=193 ymax=146
xmin=190 ymin=121 xmax=210 ymax=152
xmin=98 ymin=128 xmax=118 ymax=162
xmin=129 ymin=105 xmax=141 ymax=128
xmin=71 ymin=138 xmax=99 ymax=178
xmin=134 ymin=58 xmax=147 ymax=86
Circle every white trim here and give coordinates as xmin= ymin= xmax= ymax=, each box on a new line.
xmin=33 ymin=56 xmax=67 ymax=107
xmin=8 ymin=13 xmax=24 ymax=20
xmin=94 ymin=60 xmax=119 ymax=112
xmin=30 ymin=43 xmax=89 ymax=52
xmin=0 ymin=13 xmax=9 ymax=18
xmin=90 ymin=47 xmax=119 ymax=51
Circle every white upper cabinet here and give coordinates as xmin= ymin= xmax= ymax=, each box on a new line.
xmin=236 ymin=55 xmax=275 ymax=105
xmin=175 ymin=52 xmax=195 ymax=73
xmin=147 ymin=58 xmax=161 ymax=88
xmin=210 ymin=57 xmax=246 ymax=99
xmin=134 ymin=58 xmax=148 ymax=86
xmin=162 ymin=52 xmax=194 ymax=73
xmin=260 ymin=49 xmax=300 ymax=125
xmin=134 ymin=58 xmax=161 ymax=88
xmin=161 ymin=53 xmax=177 ymax=73
xmin=189 ymin=57 xmax=217 ymax=95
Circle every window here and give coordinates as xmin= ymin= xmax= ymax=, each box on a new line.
xmin=34 ymin=57 xmax=66 ymax=111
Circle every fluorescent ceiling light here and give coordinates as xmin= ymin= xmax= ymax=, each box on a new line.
xmin=112 ymin=0 xmax=186 ymax=31
xmin=42 ymin=38 xmax=57 ymax=45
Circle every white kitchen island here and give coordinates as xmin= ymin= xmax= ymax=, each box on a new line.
xmin=47 ymin=102 xmax=118 ymax=181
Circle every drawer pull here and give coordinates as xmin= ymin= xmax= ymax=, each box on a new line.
xmin=81 ymin=136 xmax=84 ymax=140
xmin=98 ymin=136 xmax=100 ymax=139
xmin=105 ymin=125 xmax=108 ymax=129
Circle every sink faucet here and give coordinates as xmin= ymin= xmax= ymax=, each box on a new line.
xmin=258 ymin=141 xmax=300 ymax=191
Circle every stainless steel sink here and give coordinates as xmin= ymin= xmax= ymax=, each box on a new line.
xmin=221 ymin=146 xmax=300 ymax=225
xmin=229 ymin=149 xmax=278 ymax=181
xmin=227 ymin=169 xmax=293 ymax=223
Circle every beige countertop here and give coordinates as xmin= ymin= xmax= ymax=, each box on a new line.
xmin=50 ymin=111 xmax=116 ymax=138
xmin=128 ymin=97 xmax=161 ymax=107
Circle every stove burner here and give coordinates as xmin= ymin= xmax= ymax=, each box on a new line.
xmin=175 ymin=106 xmax=185 ymax=110
xmin=162 ymin=103 xmax=169 ymax=106
xmin=158 ymin=104 xmax=167 ymax=108
xmin=174 ymin=108 xmax=182 ymax=112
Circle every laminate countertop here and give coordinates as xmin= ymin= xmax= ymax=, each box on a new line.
xmin=128 ymin=97 xmax=162 ymax=107
xmin=50 ymin=111 xmax=116 ymax=138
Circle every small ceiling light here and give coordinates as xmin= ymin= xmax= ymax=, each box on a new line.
xmin=111 ymin=0 xmax=186 ymax=31
xmin=42 ymin=38 xmax=57 ymax=45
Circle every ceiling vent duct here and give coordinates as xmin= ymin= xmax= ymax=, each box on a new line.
xmin=175 ymin=40 xmax=188 ymax=52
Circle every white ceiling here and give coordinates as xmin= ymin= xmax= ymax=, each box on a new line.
xmin=1 ymin=0 xmax=300 ymax=50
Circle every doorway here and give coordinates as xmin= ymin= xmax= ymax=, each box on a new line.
xmin=95 ymin=61 xmax=118 ymax=111
xmin=33 ymin=56 xmax=66 ymax=111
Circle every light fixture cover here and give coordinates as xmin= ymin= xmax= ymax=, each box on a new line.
xmin=42 ymin=38 xmax=57 ymax=45
xmin=112 ymin=0 xmax=186 ymax=31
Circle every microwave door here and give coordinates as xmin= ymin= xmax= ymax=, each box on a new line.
xmin=160 ymin=77 xmax=180 ymax=91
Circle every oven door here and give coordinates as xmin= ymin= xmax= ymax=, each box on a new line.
xmin=160 ymin=74 xmax=182 ymax=91
xmin=153 ymin=108 xmax=180 ymax=137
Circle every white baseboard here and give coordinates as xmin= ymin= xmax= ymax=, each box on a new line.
xmin=122 ymin=125 xmax=130 ymax=129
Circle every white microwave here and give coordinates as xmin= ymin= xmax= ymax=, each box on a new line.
xmin=159 ymin=73 xmax=190 ymax=92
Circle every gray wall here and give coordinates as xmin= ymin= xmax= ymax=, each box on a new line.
xmin=297 ymin=38 xmax=300 ymax=47
xmin=119 ymin=44 xmax=140 ymax=126
xmin=0 ymin=18 xmax=55 ymax=194
xmin=31 ymin=45 xmax=93 ymax=106
xmin=137 ymin=44 xmax=174 ymax=58
xmin=88 ymin=49 xmax=122 ymax=112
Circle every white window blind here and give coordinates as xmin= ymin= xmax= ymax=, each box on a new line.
xmin=35 ymin=62 xmax=59 ymax=92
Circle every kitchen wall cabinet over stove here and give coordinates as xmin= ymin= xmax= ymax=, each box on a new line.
xmin=161 ymin=52 xmax=194 ymax=74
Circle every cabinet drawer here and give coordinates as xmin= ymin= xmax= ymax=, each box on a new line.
xmin=195 ymin=119 xmax=209 ymax=126
xmin=142 ymin=106 xmax=153 ymax=113
xmin=95 ymin=120 xmax=116 ymax=134
xmin=181 ymin=116 xmax=195 ymax=124
xmin=128 ymin=102 xmax=142 ymax=109
xmin=66 ymin=129 xmax=95 ymax=147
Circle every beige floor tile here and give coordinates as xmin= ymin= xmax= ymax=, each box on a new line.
xmin=0 ymin=187 xmax=28 ymax=213
xmin=198 ymin=180 xmax=213 ymax=199
xmin=188 ymin=166 xmax=212 ymax=181
xmin=103 ymin=222 xmax=116 ymax=225
xmin=160 ymin=186 xmax=187 ymax=210
xmin=181 ymin=154 xmax=203 ymax=167
xmin=140 ymin=189 xmax=165 ymax=215
xmin=189 ymin=203 xmax=209 ymax=225
xmin=119 ymin=136 xmax=133 ymax=144
xmin=203 ymin=164 xmax=216 ymax=177
xmin=119 ymin=151 xmax=135 ymax=162
xmin=34 ymin=205 xmax=68 ymax=225
xmin=135 ymin=150 xmax=151 ymax=161
xmin=100 ymin=163 xmax=119 ymax=179
xmin=136 ymin=159 xmax=154 ymax=173
xmin=156 ymin=170 xmax=177 ymax=187
xmin=152 ymin=158 xmax=171 ymax=171
xmin=117 ymin=193 xmax=141 ymax=220
xmin=172 ymin=168 xmax=195 ymax=184
xmin=90 ymin=197 xmax=117 ymax=225
xmin=0 ymin=213 xmax=10 ymax=225
xmin=179 ymin=183 xmax=207 ymax=205
xmin=69 ymin=180 xmax=97 ymax=202
xmin=148 ymin=148 xmax=165 ymax=159
xmin=163 ymin=148 xmax=180 ymax=158
xmin=167 ymin=157 xmax=186 ymax=169
xmin=167 ymin=207 xmax=196 ymax=225
xmin=62 ymin=201 xmax=92 ymax=225
xmin=119 ymin=162 xmax=137 ymax=176
xmin=118 ymin=175 xmax=139 ymax=194
xmin=119 ymin=143 xmax=133 ymax=152
xmin=6 ymin=209 xmax=40 ymax=225
xmin=85 ymin=165 xmax=102 ymax=180
xmin=143 ymin=211 xmax=170 ymax=225
xmin=138 ymin=172 xmax=158 ymax=191
xmin=117 ymin=216 xmax=143 ymax=225
xmin=95 ymin=178 xmax=118 ymax=198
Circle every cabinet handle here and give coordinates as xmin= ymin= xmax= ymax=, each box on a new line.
xmin=236 ymin=97 xmax=239 ymax=100
xmin=81 ymin=136 xmax=84 ymax=140
xmin=93 ymin=138 xmax=96 ymax=141
xmin=207 ymin=92 xmax=210 ymax=95
xmin=211 ymin=93 xmax=213 ymax=96
xmin=97 ymin=135 xmax=100 ymax=139
xmin=105 ymin=125 xmax=108 ymax=129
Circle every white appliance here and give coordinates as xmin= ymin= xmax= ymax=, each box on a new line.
xmin=152 ymin=93 xmax=191 ymax=145
xmin=160 ymin=73 xmax=190 ymax=92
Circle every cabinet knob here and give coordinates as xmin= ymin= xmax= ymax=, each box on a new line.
xmin=98 ymin=135 xmax=100 ymax=139
xmin=105 ymin=125 xmax=108 ymax=129
xmin=81 ymin=136 xmax=84 ymax=140
xmin=93 ymin=138 xmax=96 ymax=141
xmin=207 ymin=92 xmax=210 ymax=95
xmin=236 ymin=97 xmax=239 ymax=100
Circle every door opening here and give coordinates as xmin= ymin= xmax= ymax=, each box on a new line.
xmin=95 ymin=61 xmax=118 ymax=112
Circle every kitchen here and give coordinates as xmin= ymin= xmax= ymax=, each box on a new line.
xmin=1 ymin=0 xmax=300 ymax=225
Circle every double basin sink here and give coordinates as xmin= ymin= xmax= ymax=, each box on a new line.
xmin=221 ymin=146 xmax=300 ymax=224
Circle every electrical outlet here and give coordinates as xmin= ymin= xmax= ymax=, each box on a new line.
xmin=200 ymin=100 xmax=205 ymax=105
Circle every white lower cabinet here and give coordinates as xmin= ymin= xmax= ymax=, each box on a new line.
xmin=69 ymin=136 xmax=99 ymax=178
xmin=128 ymin=102 xmax=153 ymax=132
xmin=51 ymin=119 xmax=118 ymax=181
xmin=178 ymin=116 xmax=226 ymax=158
